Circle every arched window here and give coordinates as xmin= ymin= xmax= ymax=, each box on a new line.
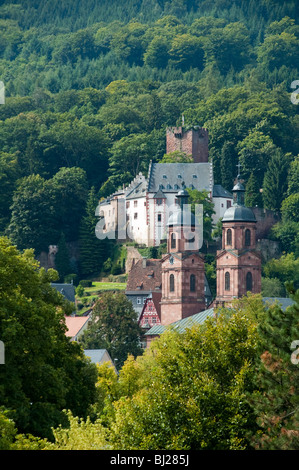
xmin=245 ymin=229 xmax=251 ymax=247
xmin=246 ymin=272 xmax=253 ymax=291
xmin=171 ymin=233 xmax=176 ymax=249
xmin=170 ymin=274 xmax=175 ymax=292
xmin=225 ymin=272 xmax=230 ymax=290
xmin=190 ymin=274 xmax=196 ymax=292
xmin=226 ymin=229 xmax=232 ymax=246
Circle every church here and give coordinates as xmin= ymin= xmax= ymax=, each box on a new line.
xmin=136 ymin=170 xmax=292 ymax=348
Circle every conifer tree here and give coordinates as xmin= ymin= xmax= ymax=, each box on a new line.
xmin=79 ymin=187 xmax=106 ymax=278
xmin=55 ymin=232 xmax=71 ymax=282
xmin=220 ymin=141 xmax=235 ymax=190
xmin=262 ymin=151 xmax=289 ymax=212
xmin=251 ymin=285 xmax=299 ymax=449
xmin=245 ymin=172 xmax=262 ymax=208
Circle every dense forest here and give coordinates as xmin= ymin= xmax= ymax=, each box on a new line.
xmin=0 ymin=0 xmax=298 ymax=279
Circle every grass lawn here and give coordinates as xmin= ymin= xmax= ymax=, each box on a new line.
xmin=83 ymin=281 xmax=126 ymax=293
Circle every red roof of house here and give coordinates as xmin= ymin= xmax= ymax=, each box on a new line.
xmin=126 ymin=259 xmax=162 ymax=292
xmin=64 ymin=315 xmax=90 ymax=339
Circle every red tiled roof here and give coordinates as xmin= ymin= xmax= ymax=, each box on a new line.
xmin=126 ymin=259 xmax=162 ymax=292
xmin=64 ymin=315 xmax=89 ymax=338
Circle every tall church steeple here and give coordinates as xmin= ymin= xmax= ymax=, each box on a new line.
xmin=160 ymin=190 xmax=206 ymax=325
xmin=215 ymin=166 xmax=261 ymax=306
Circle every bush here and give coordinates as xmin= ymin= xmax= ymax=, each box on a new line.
xmin=79 ymin=280 xmax=93 ymax=288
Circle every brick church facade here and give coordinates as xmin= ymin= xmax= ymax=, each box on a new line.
xmin=142 ymin=171 xmax=262 ymax=338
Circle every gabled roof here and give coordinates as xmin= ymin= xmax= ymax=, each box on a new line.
xmin=126 ymin=259 xmax=162 ymax=292
xmin=145 ymin=297 xmax=296 ymax=338
xmin=138 ymin=292 xmax=162 ymax=324
xmin=145 ymin=307 xmax=215 ymax=336
xmin=148 ymin=162 xmax=212 ymax=194
xmin=262 ymin=297 xmax=295 ymax=311
xmin=64 ymin=315 xmax=90 ymax=340
xmin=212 ymin=184 xmax=233 ymax=198
xmin=51 ymin=283 xmax=75 ymax=303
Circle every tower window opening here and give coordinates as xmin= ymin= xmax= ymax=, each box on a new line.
xmin=225 ymin=272 xmax=230 ymax=291
xmin=171 ymin=233 xmax=176 ymax=249
xmin=170 ymin=274 xmax=175 ymax=292
xmin=245 ymin=229 xmax=251 ymax=247
xmin=190 ymin=274 xmax=196 ymax=292
xmin=246 ymin=271 xmax=253 ymax=291
xmin=226 ymin=229 xmax=232 ymax=246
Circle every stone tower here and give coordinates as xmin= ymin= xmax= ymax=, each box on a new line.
xmin=166 ymin=126 xmax=209 ymax=163
xmin=160 ymin=190 xmax=206 ymax=325
xmin=215 ymin=172 xmax=261 ymax=307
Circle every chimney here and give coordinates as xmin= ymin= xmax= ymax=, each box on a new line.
xmin=142 ymin=257 xmax=147 ymax=268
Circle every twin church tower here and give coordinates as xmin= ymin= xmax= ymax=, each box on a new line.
xmin=160 ymin=171 xmax=261 ymax=325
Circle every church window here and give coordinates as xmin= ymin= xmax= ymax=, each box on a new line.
xmin=225 ymin=272 xmax=230 ymax=290
xmin=157 ymin=213 xmax=162 ymax=222
xmin=245 ymin=229 xmax=251 ymax=247
xmin=190 ymin=274 xmax=196 ymax=292
xmin=246 ymin=272 xmax=253 ymax=291
xmin=226 ymin=229 xmax=232 ymax=245
xmin=170 ymin=274 xmax=175 ymax=292
xmin=171 ymin=233 xmax=176 ymax=249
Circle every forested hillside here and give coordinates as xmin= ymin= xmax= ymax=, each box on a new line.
xmin=0 ymin=0 xmax=298 ymax=279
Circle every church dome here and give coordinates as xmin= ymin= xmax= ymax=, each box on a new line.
xmin=222 ymin=205 xmax=256 ymax=223
xmin=167 ymin=189 xmax=198 ymax=227
xmin=222 ymin=171 xmax=256 ymax=222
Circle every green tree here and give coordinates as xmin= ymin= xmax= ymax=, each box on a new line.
xmin=0 ymin=237 xmax=98 ymax=439
xmin=262 ymin=151 xmax=289 ymax=212
xmin=55 ymin=232 xmax=71 ymax=282
xmin=144 ymin=35 xmax=170 ymax=68
xmin=79 ymin=187 xmax=108 ymax=277
xmin=108 ymin=299 xmax=261 ymax=450
xmin=79 ymin=292 xmax=143 ymax=368
xmin=245 ymin=172 xmax=262 ymax=208
xmin=251 ymin=286 xmax=299 ymax=449
xmin=7 ymin=174 xmax=57 ymax=253
xmin=220 ymin=141 xmax=236 ymax=191
xmin=50 ymin=167 xmax=89 ymax=243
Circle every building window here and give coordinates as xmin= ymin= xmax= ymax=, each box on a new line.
xmin=226 ymin=229 xmax=232 ymax=246
xmin=134 ymin=200 xmax=138 ymax=207
xmin=170 ymin=274 xmax=175 ymax=292
xmin=225 ymin=272 xmax=230 ymax=290
xmin=171 ymin=233 xmax=176 ymax=249
xmin=137 ymin=297 xmax=141 ymax=305
xmin=134 ymin=212 xmax=138 ymax=219
xmin=157 ymin=213 xmax=162 ymax=222
xmin=156 ymin=198 xmax=162 ymax=205
xmin=227 ymin=200 xmax=231 ymax=208
xmin=245 ymin=229 xmax=251 ymax=247
xmin=190 ymin=274 xmax=196 ymax=292
xmin=246 ymin=272 xmax=253 ymax=291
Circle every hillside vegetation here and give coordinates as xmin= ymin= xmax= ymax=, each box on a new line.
xmin=0 ymin=0 xmax=298 ymax=279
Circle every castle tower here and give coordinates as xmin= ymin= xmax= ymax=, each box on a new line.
xmin=215 ymin=171 xmax=261 ymax=307
xmin=166 ymin=126 xmax=209 ymax=163
xmin=160 ymin=190 xmax=206 ymax=325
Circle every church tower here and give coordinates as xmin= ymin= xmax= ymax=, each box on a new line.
xmin=215 ymin=170 xmax=261 ymax=307
xmin=160 ymin=189 xmax=206 ymax=325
